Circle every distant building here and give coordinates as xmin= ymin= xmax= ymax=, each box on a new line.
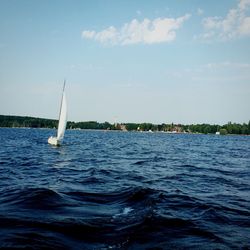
xmin=120 ymin=124 xmax=127 ymax=131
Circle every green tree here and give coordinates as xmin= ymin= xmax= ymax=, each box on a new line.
xmin=220 ymin=128 xmax=228 ymax=135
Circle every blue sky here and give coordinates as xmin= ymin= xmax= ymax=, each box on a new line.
xmin=0 ymin=0 xmax=249 ymax=124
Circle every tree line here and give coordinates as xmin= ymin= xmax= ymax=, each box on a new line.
xmin=0 ymin=115 xmax=249 ymax=135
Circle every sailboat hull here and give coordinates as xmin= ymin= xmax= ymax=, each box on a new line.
xmin=48 ymin=136 xmax=60 ymax=146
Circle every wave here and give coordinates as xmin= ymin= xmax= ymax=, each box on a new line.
xmin=1 ymin=129 xmax=249 ymax=249
xmin=1 ymin=186 xmax=246 ymax=249
xmin=0 ymin=188 xmax=66 ymax=211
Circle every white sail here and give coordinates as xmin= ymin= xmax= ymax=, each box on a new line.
xmin=57 ymin=89 xmax=67 ymax=141
xmin=48 ymin=81 xmax=67 ymax=146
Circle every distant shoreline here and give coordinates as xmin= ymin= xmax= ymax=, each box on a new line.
xmin=2 ymin=126 xmax=250 ymax=137
xmin=0 ymin=115 xmax=249 ymax=135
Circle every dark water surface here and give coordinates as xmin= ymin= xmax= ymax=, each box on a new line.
xmin=0 ymin=128 xmax=249 ymax=249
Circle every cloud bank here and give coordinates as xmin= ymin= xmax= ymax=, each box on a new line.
xmin=201 ymin=0 xmax=250 ymax=40
xmin=82 ymin=14 xmax=190 ymax=45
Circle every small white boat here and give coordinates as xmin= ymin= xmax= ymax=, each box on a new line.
xmin=48 ymin=81 xmax=67 ymax=146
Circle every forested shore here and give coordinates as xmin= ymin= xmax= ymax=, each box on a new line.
xmin=0 ymin=115 xmax=249 ymax=135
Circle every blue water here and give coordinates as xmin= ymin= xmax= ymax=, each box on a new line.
xmin=0 ymin=128 xmax=249 ymax=249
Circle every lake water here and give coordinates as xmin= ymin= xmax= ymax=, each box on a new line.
xmin=0 ymin=128 xmax=249 ymax=249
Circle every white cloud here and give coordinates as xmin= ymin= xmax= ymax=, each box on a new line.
xmin=238 ymin=16 xmax=250 ymax=34
xmin=82 ymin=30 xmax=96 ymax=39
xmin=239 ymin=0 xmax=250 ymax=10
xmin=197 ymin=8 xmax=204 ymax=16
xmin=201 ymin=0 xmax=250 ymax=40
xmin=166 ymin=61 xmax=250 ymax=83
xmin=203 ymin=61 xmax=250 ymax=72
xmin=82 ymin=14 xmax=190 ymax=45
xmin=94 ymin=26 xmax=118 ymax=44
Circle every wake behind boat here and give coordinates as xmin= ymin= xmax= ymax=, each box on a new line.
xmin=48 ymin=81 xmax=67 ymax=146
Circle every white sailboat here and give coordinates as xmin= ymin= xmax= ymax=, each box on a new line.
xmin=48 ymin=81 xmax=67 ymax=146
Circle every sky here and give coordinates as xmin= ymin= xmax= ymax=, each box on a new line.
xmin=0 ymin=0 xmax=250 ymax=125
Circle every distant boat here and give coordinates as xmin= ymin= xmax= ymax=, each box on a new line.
xmin=48 ymin=81 xmax=67 ymax=146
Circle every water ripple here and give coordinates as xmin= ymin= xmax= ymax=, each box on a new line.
xmin=0 ymin=128 xmax=249 ymax=249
